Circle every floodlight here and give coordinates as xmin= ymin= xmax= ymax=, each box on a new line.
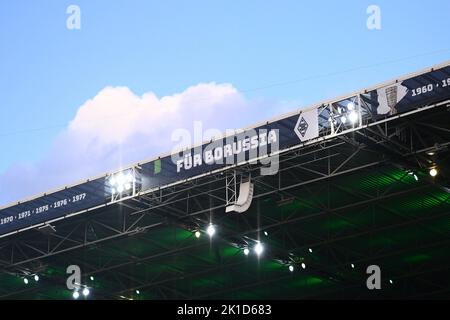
xmin=116 ymin=173 xmax=125 ymax=186
xmin=125 ymin=172 xmax=134 ymax=182
xmin=108 ymin=168 xmax=139 ymax=197
xmin=82 ymin=287 xmax=90 ymax=297
xmin=348 ymin=111 xmax=358 ymax=123
xmin=254 ymin=242 xmax=264 ymax=256
xmin=206 ymin=224 xmax=216 ymax=237
xmin=429 ymin=168 xmax=438 ymax=177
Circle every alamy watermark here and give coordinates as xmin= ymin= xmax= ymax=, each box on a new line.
xmin=66 ymin=5 xmax=81 ymax=30
xmin=366 ymin=265 xmax=382 ymax=289
xmin=66 ymin=264 xmax=81 ymax=290
xmin=366 ymin=5 xmax=381 ymax=30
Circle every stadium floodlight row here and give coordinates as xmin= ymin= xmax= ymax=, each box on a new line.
xmin=1 ymin=60 xmax=450 ymax=239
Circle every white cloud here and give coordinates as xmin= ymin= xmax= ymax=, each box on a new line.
xmin=0 ymin=83 xmax=279 ymax=205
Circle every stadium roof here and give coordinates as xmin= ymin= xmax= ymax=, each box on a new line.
xmin=0 ymin=62 xmax=449 ymax=299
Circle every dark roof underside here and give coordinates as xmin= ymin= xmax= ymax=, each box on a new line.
xmin=1 ymin=106 xmax=450 ymax=300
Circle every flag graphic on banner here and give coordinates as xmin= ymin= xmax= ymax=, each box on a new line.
xmin=294 ymin=108 xmax=319 ymax=142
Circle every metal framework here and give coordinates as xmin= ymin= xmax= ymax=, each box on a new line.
xmin=0 ymin=100 xmax=449 ymax=299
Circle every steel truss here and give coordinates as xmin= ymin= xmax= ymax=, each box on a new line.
xmin=0 ymin=103 xmax=449 ymax=299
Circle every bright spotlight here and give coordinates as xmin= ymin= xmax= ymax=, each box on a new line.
xmin=351 ymin=263 xmax=355 ymax=269
xmin=301 ymin=263 xmax=306 ymax=269
xmin=414 ymin=174 xmax=419 ymax=181
xmin=289 ymin=265 xmax=294 ymax=272
xmin=108 ymin=169 xmax=137 ymax=196
xmin=347 ymin=102 xmax=355 ymax=111
xmin=308 ymin=248 xmax=313 ymax=253
xmin=82 ymin=287 xmax=90 ymax=297
xmin=254 ymin=242 xmax=264 ymax=256
xmin=429 ymin=168 xmax=438 ymax=177
xmin=348 ymin=111 xmax=358 ymax=123
xmin=243 ymin=248 xmax=250 ymax=256
xmin=23 ymin=278 xmax=29 ymax=285
xmin=264 ymin=231 xmax=268 ymax=236
xmin=136 ymin=290 xmax=140 ymax=295
xmin=341 ymin=116 xmax=347 ymax=124
xmin=195 ymin=231 xmax=201 ymax=238
xmin=90 ymin=276 xmax=94 ymax=281
xmin=206 ymin=224 xmax=216 ymax=237
xmin=34 ymin=275 xmax=39 ymax=282
xmin=126 ymin=172 xmax=134 ymax=183
xmin=73 ymin=291 xmax=80 ymax=299
xmin=116 ymin=173 xmax=125 ymax=185
xmin=389 ymin=279 xmax=393 ymax=284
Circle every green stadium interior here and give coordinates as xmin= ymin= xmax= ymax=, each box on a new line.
xmin=0 ymin=103 xmax=449 ymax=300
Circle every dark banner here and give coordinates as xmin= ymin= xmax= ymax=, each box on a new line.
xmin=364 ymin=66 xmax=450 ymax=117
xmin=0 ymin=178 xmax=107 ymax=236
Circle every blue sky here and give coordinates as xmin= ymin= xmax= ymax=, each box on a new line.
xmin=1 ymin=0 xmax=450 ymax=204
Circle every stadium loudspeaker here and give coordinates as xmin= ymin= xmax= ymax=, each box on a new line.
xmin=225 ymin=180 xmax=254 ymax=213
